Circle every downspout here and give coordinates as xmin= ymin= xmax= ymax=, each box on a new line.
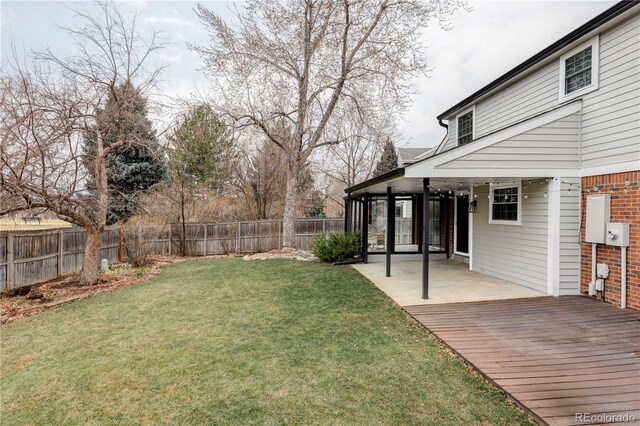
xmin=435 ymin=119 xmax=449 ymax=154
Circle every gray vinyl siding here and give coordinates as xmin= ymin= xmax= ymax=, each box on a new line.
xmin=437 ymin=114 xmax=580 ymax=170
xmin=580 ymin=13 xmax=640 ymax=168
xmin=474 ymin=63 xmax=559 ymax=138
xmin=558 ymin=177 xmax=581 ymax=295
xmin=438 ymin=11 xmax=640 ymax=169
xmin=472 ymin=184 xmax=548 ymax=293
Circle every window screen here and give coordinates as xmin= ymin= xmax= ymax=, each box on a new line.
xmin=565 ymin=46 xmax=592 ymax=94
xmin=457 ymin=111 xmax=473 ymax=145
xmin=492 ymin=186 xmax=519 ymax=221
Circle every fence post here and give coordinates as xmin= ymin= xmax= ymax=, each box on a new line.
xmin=167 ymin=225 xmax=172 ymax=256
xmin=322 ymin=218 xmax=326 ymax=233
xmin=237 ymin=222 xmax=241 ymax=253
xmin=6 ymin=233 xmax=14 ymax=290
xmin=203 ymin=224 xmax=207 ymax=256
xmin=279 ymin=220 xmax=283 ymax=249
xmin=118 ymin=226 xmax=125 ymax=262
xmin=57 ymin=228 xmax=64 ymax=275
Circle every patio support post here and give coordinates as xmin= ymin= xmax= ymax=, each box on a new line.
xmin=444 ymin=196 xmax=450 ymax=259
xmin=386 ymin=186 xmax=394 ymax=277
xmin=422 ymin=178 xmax=430 ymax=299
xmin=344 ymin=197 xmax=350 ymax=232
xmin=362 ymin=193 xmax=369 ymax=264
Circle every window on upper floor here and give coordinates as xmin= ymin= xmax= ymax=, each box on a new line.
xmin=564 ymin=46 xmax=592 ymax=94
xmin=559 ymin=36 xmax=599 ymax=102
xmin=457 ymin=109 xmax=474 ymax=146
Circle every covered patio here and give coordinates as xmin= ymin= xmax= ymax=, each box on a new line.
xmin=353 ymin=255 xmax=547 ymax=306
xmin=344 ymin=168 xmax=559 ymax=302
xmin=344 ymin=103 xmax=586 ymax=302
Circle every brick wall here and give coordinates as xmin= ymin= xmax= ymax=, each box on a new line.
xmin=580 ymin=171 xmax=639 ymax=311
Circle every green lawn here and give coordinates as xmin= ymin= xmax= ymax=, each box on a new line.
xmin=1 ymin=259 xmax=532 ymax=425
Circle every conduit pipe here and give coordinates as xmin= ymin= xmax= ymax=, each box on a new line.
xmin=591 ymin=243 xmax=597 ymax=296
xmin=621 ymin=246 xmax=627 ymax=309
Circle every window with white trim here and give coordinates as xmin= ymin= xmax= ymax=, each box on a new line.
xmin=457 ymin=110 xmax=473 ymax=145
xmin=489 ymin=183 xmax=521 ymax=225
xmin=559 ymin=36 xmax=599 ymax=101
xmin=564 ymin=46 xmax=592 ymax=94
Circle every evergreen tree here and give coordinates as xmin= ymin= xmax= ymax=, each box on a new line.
xmin=169 ymin=104 xmax=233 ymax=254
xmin=83 ymin=82 xmax=168 ymax=225
xmin=373 ymin=138 xmax=398 ymax=177
xmin=170 ymin=104 xmax=232 ymax=192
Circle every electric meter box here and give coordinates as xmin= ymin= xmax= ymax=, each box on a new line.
xmin=585 ymin=195 xmax=611 ymax=244
xmin=606 ymin=223 xmax=630 ymax=247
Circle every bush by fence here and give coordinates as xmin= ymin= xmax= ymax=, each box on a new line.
xmin=0 ymin=218 xmax=343 ymax=290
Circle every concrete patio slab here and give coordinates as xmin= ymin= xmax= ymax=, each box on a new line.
xmin=352 ymin=255 xmax=547 ymax=306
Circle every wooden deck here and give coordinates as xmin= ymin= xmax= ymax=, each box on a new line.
xmin=405 ymin=296 xmax=640 ymax=426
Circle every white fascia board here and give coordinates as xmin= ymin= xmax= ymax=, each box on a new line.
xmin=404 ymin=101 xmax=583 ymax=178
xmin=427 ymin=168 xmax=581 ymax=178
xmin=580 ymin=159 xmax=640 ymax=177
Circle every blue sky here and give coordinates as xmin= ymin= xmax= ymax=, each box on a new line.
xmin=1 ymin=0 xmax=616 ymax=148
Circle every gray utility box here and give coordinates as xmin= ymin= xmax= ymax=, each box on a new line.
xmin=585 ymin=194 xmax=611 ymax=244
xmin=606 ymin=223 xmax=630 ymax=247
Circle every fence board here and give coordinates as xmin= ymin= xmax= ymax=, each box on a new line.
xmin=1 ymin=218 xmax=344 ymax=290
xmin=0 ymin=235 xmax=6 ymax=288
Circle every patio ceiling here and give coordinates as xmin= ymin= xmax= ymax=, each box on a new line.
xmin=347 ymin=175 xmax=524 ymax=196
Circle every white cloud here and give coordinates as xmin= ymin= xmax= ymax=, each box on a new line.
xmin=142 ymin=14 xmax=197 ymax=29
xmin=1 ymin=6 xmax=16 ymax=29
xmin=121 ymin=0 xmax=148 ymax=13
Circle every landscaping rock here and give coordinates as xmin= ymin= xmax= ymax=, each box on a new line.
xmin=26 ymin=290 xmax=44 ymax=300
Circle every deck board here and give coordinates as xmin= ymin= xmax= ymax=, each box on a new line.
xmin=404 ymin=296 xmax=640 ymax=425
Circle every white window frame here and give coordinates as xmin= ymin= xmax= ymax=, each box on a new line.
xmin=489 ymin=182 xmax=522 ymax=226
xmin=559 ymin=35 xmax=599 ymax=102
xmin=455 ymin=105 xmax=476 ymax=147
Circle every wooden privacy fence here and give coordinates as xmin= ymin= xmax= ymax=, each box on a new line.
xmin=0 ymin=228 xmax=120 ymax=291
xmin=155 ymin=218 xmax=344 ymax=256
xmin=0 ymin=218 xmax=343 ymax=290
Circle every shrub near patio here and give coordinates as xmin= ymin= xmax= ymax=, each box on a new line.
xmin=313 ymin=231 xmax=362 ymax=263
xmin=1 ymin=259 xmax=533 ymax=425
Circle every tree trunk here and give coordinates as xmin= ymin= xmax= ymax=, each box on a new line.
xmin=282 ymin=168 xmax=298 ymax=248
xmin=79 ymin=227 xmax=103 ymax=286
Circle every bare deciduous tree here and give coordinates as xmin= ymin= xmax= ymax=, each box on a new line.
xmin=0 ymin=2 xmax=165 ymax=285
xmin=193 ymin=0 xmax=462 ymax=247
xmin=232 ymin=140 xmax=287 ymax=220
xmin=321 ymin=106 xmax=396 ymax=190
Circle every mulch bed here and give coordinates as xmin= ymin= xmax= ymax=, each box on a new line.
xmin=0 ymin=258 xmax=179 ymax=326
